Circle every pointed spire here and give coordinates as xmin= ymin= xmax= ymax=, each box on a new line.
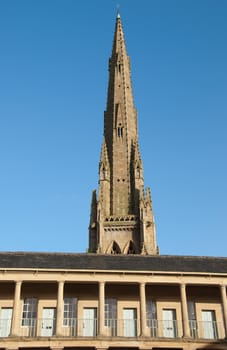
xmin=111 ymin=8 xmax=127 ymax=59
xmin=117 ymin=5 xmax=120 ymax=19
xmin=89 ymin=14 xmax=158 ymax=255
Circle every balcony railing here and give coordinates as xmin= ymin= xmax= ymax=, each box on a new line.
xmin=0 ymin=317 xmax=225 ymax=340
xmin=61 ymin=318 xmax=137 ymax=337
xmin=20 ymin=318 xmax=56 ymax=337
xmin=62 ymin=318 xmax=98 ymax=337
xmin=147 ymin=319 xmax=181 ymax=338
xmin=189 ymin=320 xmax=225 ymax=340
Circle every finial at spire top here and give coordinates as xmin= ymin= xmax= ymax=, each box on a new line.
xmin=116 ymin=5 xmax=120 ymax=19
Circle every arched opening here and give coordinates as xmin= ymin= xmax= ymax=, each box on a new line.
xmin=111 ymin=241 xmax=121 ymax=254
xmin=117 ymin=123 xmax=123 ymax=137
xmin=124 ymin=240 xmax=137 ymax=255
xmin=106 ymin=241 xmax=121 ymax=254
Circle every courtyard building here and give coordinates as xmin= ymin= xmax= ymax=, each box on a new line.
xmin=0 ymin=12 xmax=226 ymax=350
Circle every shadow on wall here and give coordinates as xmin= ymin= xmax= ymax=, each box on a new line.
xmin=152 ymin=342 xmax=227 ymax=350
xmin=198 ymin=342 xmax=227 ymax=350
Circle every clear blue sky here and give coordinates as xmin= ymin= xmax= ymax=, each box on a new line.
xmin=0 ymin=1 xmax=226 ymax=256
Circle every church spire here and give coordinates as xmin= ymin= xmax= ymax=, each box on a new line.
xmin=116 ymin=6 xmax=120 ymax=19
xmin=89 ymin=14 xmax=158 ymax=255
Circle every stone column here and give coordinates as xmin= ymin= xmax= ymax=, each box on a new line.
xmin=98 ymin=281 xmax=105 ymax=336
xmin=220 ymin=285 xmax=227 ymax=338
xmin=180 ymin=283 xmax=190 ymax=338
xmin=140 ymin=282 xmax=148 ymax=336
xmin=56 ymin=281 xmax=64 ymax=336
xmin=11 ymin=281 xmax=22 ymax=336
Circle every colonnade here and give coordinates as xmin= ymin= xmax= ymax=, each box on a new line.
xmin=8 ymin=280 xmax=227 ymax=338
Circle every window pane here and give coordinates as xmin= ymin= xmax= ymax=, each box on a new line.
xmin=21 ymin=298 xmax=37 ymax=326
xmin=63 ymin=298 xmax=77 ymax=326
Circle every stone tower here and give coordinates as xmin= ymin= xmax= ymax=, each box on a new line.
xmin=89 ymin=13 xmax=158 ymax=255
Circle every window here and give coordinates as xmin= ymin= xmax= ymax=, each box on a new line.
xmin=105 ymin=298 xmax=117 ymax=333
xmin=162 ymin=309 xmax=177 ymax=338
xmin=117 ymin=125 xmax=123 ymax=137
xmin=202 ymin=310 xmax=218 ymax=339
xmin=127 ymin=240 xmax=136 ymax=254
xmin=63 ymin=298 xmax=77 ymax=326
xmin=0 ymin=308 xmax=13 ymax=337
xmin=123 ymin=308 xmax=137 ymax=337
xmin=22 ymin=298 xmax=37 ymax=327
xmin=187 ymin=301 xmax=197 ymax=338
xmin=146 ymin=300 xmax=157 ymax=337
xmin=111 ymin=241 xmax=121 ymax=254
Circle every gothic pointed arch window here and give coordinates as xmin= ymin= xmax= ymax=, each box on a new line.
xmin=126 ymin=240 xmax=137 ymax=255
xmin=117 ymin=123 xmax=123 ymax=138
xmin=111 ymin=241 xmax=121 ymax=254
xmin=107 ymin=241 xmax=121 ymax=254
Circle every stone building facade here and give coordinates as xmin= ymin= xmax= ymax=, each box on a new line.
xmin=0 ymin=12 xmax=226 ymax=350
